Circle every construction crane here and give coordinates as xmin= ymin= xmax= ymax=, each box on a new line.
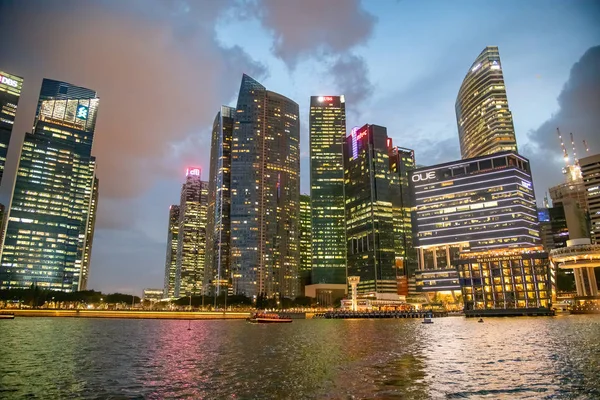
xmin=570 ymin=132 xmax=579 ymax=166
xmin=557 ymin=128 xmax=568 ymax=164
xmin=583 ymin=139 xmax=590 ymax=153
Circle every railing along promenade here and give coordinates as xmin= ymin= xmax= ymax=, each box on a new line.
xmin=315 ymin=310 xmax=448 ymax=319
xmin=5 ymin=309 xmax=251 ymax=319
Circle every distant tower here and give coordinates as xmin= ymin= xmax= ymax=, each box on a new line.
xmin=0 ymin=79 xmax=99 ymax=292
xmin=175 ymin=168 xmax=208 ymax=297
xmin=456 ymin=46 xmax=518 ymax=159
xmin=299 ymin=194 xmax=312 ymax=291
xmin=0 ymin=70 xmax=23 ymax=187
xmin=163 ymin=205 xmax=180 ymax=298
xmin=229 ymin=74 xmax=300 ymax=300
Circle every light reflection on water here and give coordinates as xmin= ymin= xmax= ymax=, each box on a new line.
xmin=0 ymin=316 xmax=599 ymax=399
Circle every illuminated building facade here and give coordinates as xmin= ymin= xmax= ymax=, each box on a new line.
xmin=309 ymin=95 xmax=347 ymax=285
xmin=206 ymin=106 xmax=234 ymax=295
xmin=389 ymin=145 xmax=417 ymax=279
xmin=299 ymin=194 xmax=311 ymax=290
xmin=344 ymin=124 xmax=398 ymax=296
xmin=143 ymin=288 xmax=164 ymax=303
xmin=163 ymin=205 xmax=180 ymax=298
xmin=230 ymin=74 xmax=300 ymax=299
xmin=0 ymin=70 xmax=23 ymax=186
xmin=580 ymin=154 xmax=600 ymax=244
xmin=455 ymin=247 xmax=554 ymax=316
xmin=411 ymin=152 xmax=541 ymax=295
xmin=79 ymin=176 xmax=98 ymax=290
xmin=175 ymin=168 xmax=208 ymax=297
xmin=0 ymin=79 xmax=99 ymax=291
xmin=456 ymin=46 xmax=517 ymax=159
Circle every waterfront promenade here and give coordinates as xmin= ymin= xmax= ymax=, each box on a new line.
xmin=5 ymin=309 xmax=251 ymax=320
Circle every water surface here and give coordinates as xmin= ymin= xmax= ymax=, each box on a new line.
xmin=1 ymin=316 xmax=599 ymax=399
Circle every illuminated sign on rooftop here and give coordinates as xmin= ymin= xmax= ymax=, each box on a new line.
xmin=317 ymin=96 xmax=333 ymax=102
xmin=0 ymin=75 xmax=18 ymax=88
xmin=186 ymin=167 xmax=201 ymax=177
xmin=76 ymin=105 xmax=89 ymax=120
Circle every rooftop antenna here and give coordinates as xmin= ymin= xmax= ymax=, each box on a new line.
xmin=557 ymin=128 xmax=568 ymax=165
xmin=570 ymin=132 xmax=579 ymax=166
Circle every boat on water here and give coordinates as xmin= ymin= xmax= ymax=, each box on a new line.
xmin=0 ymin=313 xmax=15 ymax=320
xmin=247 ymin=313 xmax=292 ymax=324
xmin=422 ymin=312 xmax=434 ymax=324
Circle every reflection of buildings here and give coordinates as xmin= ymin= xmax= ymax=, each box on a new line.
xmin=344 ymin=124 xmax=398 ymax=298
xmin=580 ymin=154 xmax=600 ymax=244
xmin=143 ymin=288 xmax=164 ymax=303
xmin=456 ymin=46 xmax=518 ymax=159
xmin=299 ymin=194 xmax=312 ymax=292
xmin=309 ymin=95 xmax=347 ymax=285
xmin=410 ymin=152 xmax=541 ymax=305
xmin=229 ymin=74 xmax=300 ymax=299
xmin=206 ymin=106 xmax=234 ymax=296
xmin=175 ymin=168 xmax=208 ymax=297
xmin=455 ymin=247 xmax=554 ymax=316
xmin=0 ymin=79 xmax=99 ymax=292
xmin=163 ymin=205 xmax=180 ymax=298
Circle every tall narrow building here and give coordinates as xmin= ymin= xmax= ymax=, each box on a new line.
xmin=163 ymin=204 xmax=180 ymax=298
xmin=580 ymin=154 xmax=600 ymax=244
xmin=309 ymin=95 xmax=347 ymax=285
xmin=0 ymin=70 xmax=23 ymax=186
xmin=80 ymin=175 xmax=99 ymax=290
xmin=389 ymin=145 xmax=417 ymax=278
xmin=299 ymin=194 xmax=312 ymax=291
xmin=0 ymin=79 xmax=99 ymax=291
xmin=206 ymin=106 xmax=234 ymax=295
xmin=456 ymin=46 xmax=517 ymax=159
xmin=344 ymin=124 xmax=398 ymax=296
xmin=175 ymin=168 xmax=208 ymax=297
xmin=230 ymin=74 xmax=300 ymax=299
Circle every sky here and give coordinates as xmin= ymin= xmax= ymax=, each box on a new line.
xmin=0 ymin=0 xmax=598 ymax=295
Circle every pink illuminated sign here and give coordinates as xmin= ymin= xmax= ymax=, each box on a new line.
xmin=186 ymin=167 xmax=201 ymax=177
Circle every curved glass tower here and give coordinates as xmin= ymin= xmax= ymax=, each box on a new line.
xmin=456 ymin=46 xmax=517 ymax=159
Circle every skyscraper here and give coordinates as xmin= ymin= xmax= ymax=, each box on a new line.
xmin=206 ymin=106 xmax=234 ymax=295
xmin=344 ymin=124 xmax=398 ymax=296
xmin=456 ymin=46 xmax=517 ymax=159
xmin=175 ymin=168 xmax=208 ymax=297
xmin=299 ymin=194 xmax=311 ymax=291
xmin=580 ymin=154 xmax=600 ymax=244
xmin=80 ymin=175 xmax=98 ymax=290
xmin=389 ymin=145 xmax=417 ymax=278
xmin=163 ymin=204 xmax=180 ymax=298
xmin=230 ymin=74 xmax=300 ymax=299
xmin=0 ymin=70 xmax=23 ymax=186
xmin=0 ymin=79 xmax=99 ymax=291
xmin=309 ymin=95 xmax=347 ymax=285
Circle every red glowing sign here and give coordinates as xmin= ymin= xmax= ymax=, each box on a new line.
xmin=318 ymin=96 xmax=334 ymax=102
xmin=387 ymin=138 xmax=392 ymax=148
xmin=356 ymin=127 xmax=368 ymax=141
xmin=186 ymin=167 xmax=201 ymax=177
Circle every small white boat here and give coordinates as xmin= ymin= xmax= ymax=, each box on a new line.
xmin=422 ymin=317 xmax=433 ymax=324
xmin=247 ymin=313 xmax=292 ymax=324
xmin=0 ymin=313 xmax=15 ymax=319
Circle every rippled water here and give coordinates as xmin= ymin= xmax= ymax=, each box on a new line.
xmin=1 ymin=316 xmax=599 ymax=399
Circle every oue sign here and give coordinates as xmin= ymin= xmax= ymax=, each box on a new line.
xmin=411 ymin=171 xmax=436 ymax=182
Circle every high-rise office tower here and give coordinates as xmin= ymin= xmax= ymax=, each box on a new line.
xmin=0 ymin=79 xmax=99 ymax=291
xmin=456 ymin=46 xmax=517 ymax=159
xmin=299 ymin=194 xmax=311 ymax=291
xmin=580 ymin=154 xmax=600 ymax=244
xmin=309 ymin=95 xmax=347 ymax=285
xmin=344 ymin=124 xmax=398 ymax=296
xmin=206 ymin=106 xmax=235 ymax=295
xmin=389 ymin=145 xmax=417 ymax=278
xmin=175 ymin=168 xmax=208 ymax=297
xmin=79 ymin=176 xmax=98 ymax=290
xmin=163 ymin=204 xmax=180 ymax=297
xmin=0 ymin=70 xmax=23 ymax=186
xmin=230 ymin=74 xmax=300 ymax=299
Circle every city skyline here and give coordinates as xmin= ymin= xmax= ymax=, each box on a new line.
xmin=0 ymin=1 xmax=598 ymax=294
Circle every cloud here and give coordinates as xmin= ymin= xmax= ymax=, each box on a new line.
xmin=255 ymin=0 xmax=376 ymax=68
xmin=0 ymin=0 xmax=266 ymax=207
xmin=524 ymin=45 xmax=600 ymax=201
xmin=330 ymin=54 xmax=374 ymax=110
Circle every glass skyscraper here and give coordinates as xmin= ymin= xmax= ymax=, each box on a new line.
xmin=163 ymin=204 xmax=180 ymax=298
xmin=230 ymin=74 xmax=300 ymax=299
xmin=299 ymin=194 xmax=311 ymax=290
xmin=456 ymin=46 xmax=517 ymax=159
xmin=309 ymin=95 xmax=347 ymax=284
xmin=206 ymin=106 xmax=234 ymax=295
xmin=0 ymin=70 xmax=23 ymax=186
xmin=0 ymin=79 xmax=99 ymax=292
xmin=344 ymin=124 xmax=398 ymax=296
xmin=175 ymin=168 xmax=208 ymax=297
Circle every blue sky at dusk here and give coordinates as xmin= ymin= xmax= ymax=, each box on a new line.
xmin=0 ymin=0 xmax=598 ymax=294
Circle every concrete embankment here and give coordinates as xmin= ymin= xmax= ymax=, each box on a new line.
xmin=6 ymin=309 xmax=251 ymax=320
